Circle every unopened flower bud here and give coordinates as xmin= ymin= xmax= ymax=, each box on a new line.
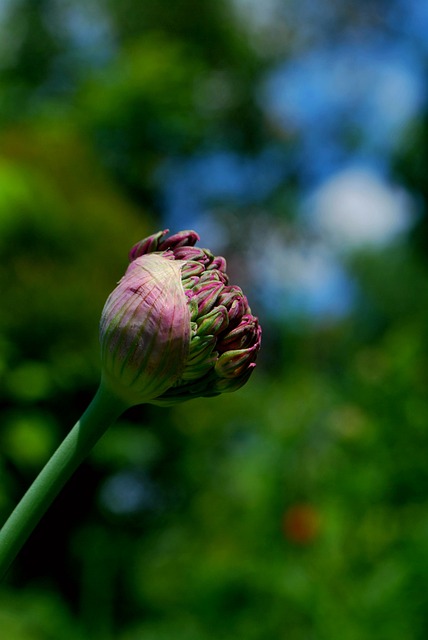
xmin=100 ymin=253 xmax=190 ymax=405
xmin=100 ymin=229 xmax=262 ymax=406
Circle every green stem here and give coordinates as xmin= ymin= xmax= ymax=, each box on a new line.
xmin=0 ymin=382 xmax=128 ymax=580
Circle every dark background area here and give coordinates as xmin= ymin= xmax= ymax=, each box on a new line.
xmin=1 ymin=0 xmax=428 ymax=638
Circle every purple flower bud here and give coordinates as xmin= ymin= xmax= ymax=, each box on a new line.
xmin=100 ymin=229 xmax=262 ymax=406
xmin=100 ymin=254 xmax=190 ymax=405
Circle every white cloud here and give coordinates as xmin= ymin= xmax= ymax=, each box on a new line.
xmin=308 ymin=168 xmax=414 ymax=248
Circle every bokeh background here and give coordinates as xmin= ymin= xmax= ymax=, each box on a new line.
xmin=1 ymin=0 xmax=428 ymax=638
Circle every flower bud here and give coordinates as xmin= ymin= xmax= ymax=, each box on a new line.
xmin=100 ymin=253 xmax=191 ymax=405
xmin=100 ymin=229 xmax=262 ymax=406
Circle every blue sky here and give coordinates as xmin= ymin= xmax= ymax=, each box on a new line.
xmin=158 ymin=1 xmax=427 ymax=322
xmin=1 ymin=0 xmax=426 ymax=322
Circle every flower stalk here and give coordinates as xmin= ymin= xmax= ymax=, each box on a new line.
xmin=0 ymin=228 xmax=261 ymax=578
xmin=0 ymin=384 xmax=128 ymax=579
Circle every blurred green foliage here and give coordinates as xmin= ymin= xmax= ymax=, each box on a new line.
xmin=1 ymin=1 xmax=428 ymax=639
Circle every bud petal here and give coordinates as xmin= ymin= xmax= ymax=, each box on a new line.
xmin=129 ymin=229 xmax=169 ymax=261
xmin=198 ymin=269 xmax=229 ymax=285
xmin=180 ymin=261 xmax=205 ymax=278
xmin=196 ymin=306 xmax=229 ymax=337
xmin=213 ymin=364 xmax=255 ymax=393
xmin=219 ymin=315 xmax=260 ymax=351
xmin=190 ymin=281 xmax=224 ymax=315
xmin=158 ymin=229 xmax=200 ymax=251
xmin=173 ymin=247 xmax=213 ymax=265
xmin=207 ymin=256 xmax=227 ymax=272
xmin=218 ymin=286 xmax=251 ymax=323
xmin=182 ymin=275 xmax=200 ymax=290
xmin=182 ymin=335 xmax=217 ymax=380
xmin=215 ymin=345 xmax=258 ymax=379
